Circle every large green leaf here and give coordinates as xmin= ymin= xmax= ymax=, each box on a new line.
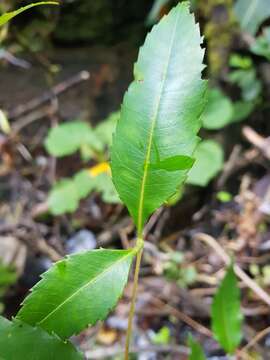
xmin=16 ymin=249 xmax=134 ymax=339
xmin=188 ymin=335 xmax=206 ymax=360
xmin=111 ymin=3 xmax=207 ymax=234
xmin=211 ymin=266 xmax=243 ymax=354
xmin=234 ymin=0 xmax=270 ymax=35
xmin=0 ymin=317 xmax=82 ymax=360
xmin=187 ymin=140 xmax=224 ymax=187
xmin=0 ymin=2 xmax=58 ymax=27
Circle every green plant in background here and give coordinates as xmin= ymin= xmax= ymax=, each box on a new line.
xmin=0 ymin=261 xmax=17 ymax=314
xmin=45 ymin=112 xmax=120 ymax=215
xmin=163 ymin=251 xmax=197 ymax=288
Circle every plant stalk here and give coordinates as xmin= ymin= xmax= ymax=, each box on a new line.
xmin=124 ymin=238 xmax=144 ymax=360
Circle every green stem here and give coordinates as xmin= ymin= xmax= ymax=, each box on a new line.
xmin=124 ymin=237 xmax=144 ymax=360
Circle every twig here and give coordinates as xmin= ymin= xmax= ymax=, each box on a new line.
xmin=151 ymin=297 xmax=212 ymax=338
xmin=243 ymin=126 xmax=270 ymax=160
xmin=194 ymin=233 xmax=270 ymax=307
xmin=218 ymin=145 xmax=241 ymax=188
xmin=8 ymin=70 xmax=90 ymax=119
xmin=239 ymin=326 xmax=270 ymax=355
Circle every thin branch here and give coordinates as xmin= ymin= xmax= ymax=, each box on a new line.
xmin=194 ymin=233 xmax=270 ymax=307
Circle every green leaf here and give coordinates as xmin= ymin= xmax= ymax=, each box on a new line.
xmin=202 ymin=88 xmax=234 ymax=130
xmin=48 ymin=179 xmax=79 ymax=215
xmin=188 ymin=335 xmax=206 ymax=360
xmin=230 ymin=101 xmax=255 ymax=123
xmin=95 ymin=111 xmax=119 ymax=147
xmin=251 ymin=26 xmax=270 ymax=60
xmin=111 ymin=3 xmax=207 ymax=233
xmin=152 ymin=326 xmax=170 ymax=345
xmin=187 ymin=140 xmax=224 ymax=187
xmin=45 ymin=121 xmax=103 ymax=158
xmin=0 ymin=317 xmax=82 ymax=360
xmin=234 ymin=0 xmax=270 ymax=35
xmin=48 ymin=168 xmax=120 ymax=215
xmin=0 ymin=2 xmax=59 ymax=27
xmin=229 ymin=69 xmax=262 ymax=102
xmin=95 ymin=173 xmax=120 ymax=204
xmin=16 ymin=249 xmax=134 ymax=339
xmin=211 ymin=266 xmax=243 ymax=354
xmin=73 ymin=169 xmax=97 ymax=199
xmin=216 ymin=191 xmax=232 ymax=203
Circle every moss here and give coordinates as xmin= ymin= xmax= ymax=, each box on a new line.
xmin=198 ymin=0 xmax=237 ymax=77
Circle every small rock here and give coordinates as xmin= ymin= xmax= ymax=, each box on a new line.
xmin=65 ymin=229 xmax=97 ymax=254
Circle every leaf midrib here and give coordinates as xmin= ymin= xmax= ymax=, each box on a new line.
xmin=137 ymin=10 xmax=180 ymax=235
xmin=34 ymin=251 xmax=133 ymax=328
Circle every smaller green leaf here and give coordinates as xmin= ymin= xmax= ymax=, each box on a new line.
xmin=229 ymin=69 xmax=262 ymax=102
xmin=188 ymin=335 xmax=206 ymax=360
xmin=48 ymin=168 xmax=120 ymax=215
xmin=94 ymin=111 xmax=119 ymax=147
xmin=211 ymin=265 xmax=243 ymax=354
xmin=17 ymin=249 xmax=135 ymax=339
xmin=229 ymin=53 xmax=253 ymax=69
xmin=187 ymin=140 xmax=224 ymax=187
xmin=45 ymin=121 xmax=103 ymax=158
xmin=216 ymin=191 xmax=232 ymax=203
xmin=48 ymin=179 xmax=79 ymax=215
xmin=73 ymin=169 xmax=97 ymax=199
xmin=202 ymin=88 xmax=233 ymax=130
xmin=230 ymin=101 xmax=255 ymax=123
xmin=0 ymin=317 xmax=82 ymax=360
xmin=152 ymin=326 xmax=170 ymax=345
xmin=0 ymin=110 xmax=11 ymax=134
xmin=95 ymin=172 xmax=120 ymax=204
xmin=234 ymin=0 xmax=270 ymax=35
xmin=251 ymin=27 xmax=270 ymax=60
xmin=0 ymin=2 xmax=59 ymax=27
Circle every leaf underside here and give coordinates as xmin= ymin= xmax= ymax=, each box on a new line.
xmin=0 ymin=317 xmax=82 ymax=360
xmin=16 ymin=249 xmax=134 ymax=339
xmin=211 ymin=266 xmax=243 ymax=354
xmin=0 ymin=2 xmax=59 ymax=27
xmin=111 ymin=2 xmax=207 ymax=233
